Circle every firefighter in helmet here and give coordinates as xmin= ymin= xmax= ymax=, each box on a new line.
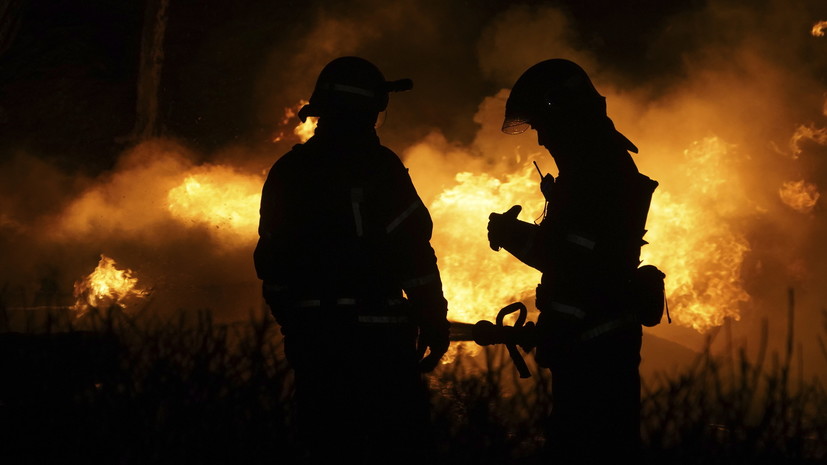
xmin=488 ymin=59 xmax=659 ymax=463
xmin=254 ymin=56 xmax=449 ymax=463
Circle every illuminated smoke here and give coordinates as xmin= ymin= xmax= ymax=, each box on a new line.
xmin=812 ymin=20 xmax=827 ymax=37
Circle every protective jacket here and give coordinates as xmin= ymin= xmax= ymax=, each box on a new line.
xmin=254 ymin=123 xmax=448 ymax=333
xmin=498 ymin=147 xmax=658 ymax=366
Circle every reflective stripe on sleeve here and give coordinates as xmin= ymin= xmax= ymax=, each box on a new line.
xmin=263 ymin=283 xmax=287 ymax=293
xmin=358 ymin=315 xmax=410 ymax=324
xmin=566 ymin=233 xmax=596 ymax=250
xmin=386 ymin=200 xmax=422 ymax=233
xmin=549 ymin=301 xmax=586 ymax=319
xmin=401 ymin=273 xmax=438 ymax=289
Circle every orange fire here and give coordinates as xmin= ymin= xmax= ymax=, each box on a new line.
xmin=72 ymin=254 xmax=150 ymax=316
xmin=418 ymin=136 xmax=754 ymax=333
xmin=429 ymin=165 xmax=544 ymax=324
xmin=166 ymin=165 xmax=263 ymax=245
xmin=637 ymin=138 xmax=751 ymax=331
xmin=159 ymin=110 xmax=759 ymax=334
xmin=779 ymin=180 xmax=820 ymax=214
xmin=272 ymin=100 xmax=317 ymax=143
xmin=812 ymin=20 xmax=827 ymax=37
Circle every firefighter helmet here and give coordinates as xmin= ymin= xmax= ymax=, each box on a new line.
xmin=298 ymin=56 xmax=413 ymax=122
xmin=502 ymin=58 xmax=637 ymax=153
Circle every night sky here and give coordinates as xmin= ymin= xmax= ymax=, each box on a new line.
xmin=0 ymin=0 xmax=714 ymax=172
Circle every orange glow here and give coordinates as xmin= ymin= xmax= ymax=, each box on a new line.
xmin=812 ymin=20 xmax=827 ymax=37
xmin=72 ymin=255 xmax=149 ymax=316
xmin=423 ymin=137 xmax=752 ymax=333
xmin=294 ymin=115 xmax=318 ymax=143
xmin=429 ymin=165 xmax=543 ymax=324
xmin=273 ymin=100 xmax=317 ymax=143
xmin=790 ymin=124 xmax=827 ymax=158
xmin=640 ymin=138 xmax=750 ymax=331
xmin=161 ymin=106 xmax=757 ymax=334
xmin=779 ymin=180 xmax=820 ymax=213
xmin=167 ymin=165 xmax=263 ymax=243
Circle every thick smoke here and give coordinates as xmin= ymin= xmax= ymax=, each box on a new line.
xmin=1 ymin=0 xmax=826 ymax=379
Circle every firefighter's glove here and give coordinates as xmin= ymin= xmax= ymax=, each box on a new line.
xmin=417 ymin=319 xmax=450 ymax=373
xmin=488 ymin=205 xmax=522 ymax=252
xmin=540 ymin=173 xmax=555 ymax=202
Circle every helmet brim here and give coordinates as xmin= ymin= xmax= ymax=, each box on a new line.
xmin=297 ymin=103 xmax=318 ymax=123
xmin=502 ymin=119 xmax=530 ymax=135
xmin=614 ymin=129 xmax=638 ymax=154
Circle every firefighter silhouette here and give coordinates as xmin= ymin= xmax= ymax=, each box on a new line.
xmin=254 ymin=56 xmax=449 ymax=464
xmin=488 ymin=59 xmax=660 ymax=464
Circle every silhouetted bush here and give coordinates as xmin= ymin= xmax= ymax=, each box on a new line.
xmin=0 ymin=299 xmax=825 ymax=464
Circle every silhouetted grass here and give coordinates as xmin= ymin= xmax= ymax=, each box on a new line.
xmin=1 ymin=295 xmax=825 ymax=464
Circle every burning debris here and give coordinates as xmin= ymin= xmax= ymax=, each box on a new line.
xmin=779 ymin=180 xmax=821 ymax=213
xmin=72 ymin=255 xmax=150 ymax=317
xmin=812 ymin=20 xmax=827 ymax=37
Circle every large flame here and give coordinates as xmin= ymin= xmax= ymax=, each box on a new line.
xmin=257 ymin=119 xmax=761 ymax=333
xmin=639 ymin=138 xmax=751 ymax=331
xmin=72 ymin=254 xmax=150 ymax=316
xmin=429 ymin=165 xmax=543 ymax=323
xmin=166 ymin=165 xmax=263 ymax=243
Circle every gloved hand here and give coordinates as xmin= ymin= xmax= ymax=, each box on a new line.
xmin=417 ymin=319 xmax=450 ymax=373
xmin=488 ymin=205 xmax=522 ymax=251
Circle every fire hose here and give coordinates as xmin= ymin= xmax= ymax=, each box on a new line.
xmin=448 ymin=302 xmax=537 ymax=378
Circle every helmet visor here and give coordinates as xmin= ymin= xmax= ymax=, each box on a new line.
xmin=502 ymin=116 xmax=530 ymax=135
xmin=502 ymin=91 xmax=539 ymax=135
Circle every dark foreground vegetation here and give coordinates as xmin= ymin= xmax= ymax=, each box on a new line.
xmin=1 ymin=302 xmax=825 ymax=465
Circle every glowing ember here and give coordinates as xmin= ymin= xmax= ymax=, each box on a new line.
xmin=72 ymin=255 xmax=149 ymax=316
xmin=812 ymin=20 xmax=827 ymax=37
xmin=779 ymin=180 xmax=820 ymax=213
xmin=167 ymin=165 xmax=263 ymax=242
